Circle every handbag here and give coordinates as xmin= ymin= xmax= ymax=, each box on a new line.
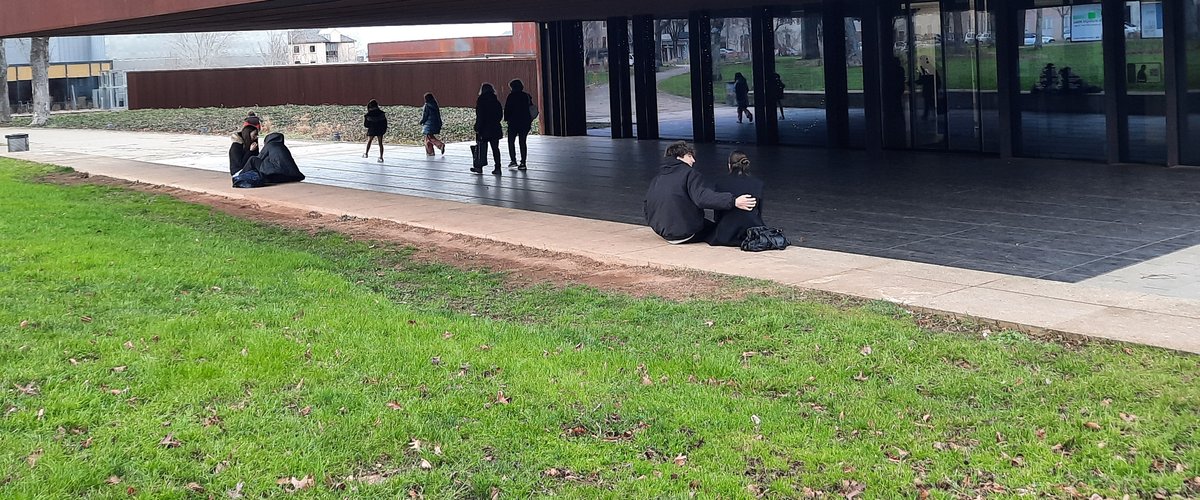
xmin=470 ymin=144 xmax=482 ymax=167
xmin=740 ymin=226 xmax=790 ymax=252
xmin=528 ymin=94 xmax=539 ymax=120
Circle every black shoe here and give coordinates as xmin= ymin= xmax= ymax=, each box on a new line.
xmin=491 ymin=167 xmax=502 ymax=175
xmin=508 ymin=161 xmax=519 ymax=170
xmin=470 ymin=167 xmax=483 ymax=175
xmin=517 ymin=163 xmax=527 ymax=171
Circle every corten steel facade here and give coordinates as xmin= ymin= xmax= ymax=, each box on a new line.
xmin=368 ymin=23 xmax=538 ymax=62
xmin=125 ymin=58 xmax=538 ymax=110
xmin=5 ymin=0 xmax=1200 ymax=167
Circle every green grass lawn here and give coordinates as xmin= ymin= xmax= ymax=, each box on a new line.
xmin=1 ymin=159 xmax=1198 ymax=498
xmin=656 ymin=40 xmax=1194 ymax=99
xmin=0 ymin=104 xmax=535 ymax=146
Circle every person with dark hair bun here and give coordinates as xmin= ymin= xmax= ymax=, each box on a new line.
xmin=363 ymin=99 xmax=388 ymax=163
xmin=503 ymin=78 xmax=535 ymax=170
xmin=228 ymin=124 xmax=259 ymax=175
xmin=644 ymin=141 xmax=757 ymax=244
xmin=472 ymin=83 xmax=504 ymax=175
xmin=708 ymin=150 xmax=766 ymax=246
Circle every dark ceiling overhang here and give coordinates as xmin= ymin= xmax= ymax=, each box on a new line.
xmin=1 ymin=0 xmax=819 ymax=38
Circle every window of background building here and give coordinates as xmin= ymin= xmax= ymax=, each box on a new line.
xmin=309 ymin=45 xmax=316 ymax=52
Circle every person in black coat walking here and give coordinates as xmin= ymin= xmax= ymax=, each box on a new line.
xmin=363 ymin=99 xmax=388 ymax=163
xmin=228 ymin=125 xmax=259 ymax=175
xmin=503 ymin=78 xmax=535 ymax=170
xmin=708 ymin=151 xmax=766 ymax=247
xmin=734 ymin=72 xmax=753 ymax=124
xmin=473 ymin=83 xmax=504 ymax=175
xmin=644 ymin=141 xmax=757 ymax=244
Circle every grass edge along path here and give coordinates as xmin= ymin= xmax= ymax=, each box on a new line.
xmin=0 ymin=158 xmax=1197 ymax=498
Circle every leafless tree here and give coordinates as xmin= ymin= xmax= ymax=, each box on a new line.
xmin=1055 ymin=6 xmax=1071 ymax=39
xmin=1034 ymin=9 xmax=1045 ymax=48
xmin=172 ymin=32 xmax=235 ymax=68
xmin=845 ymin=19 xmax=863 ymax=66
xmin=0 ymin=39 xmax=10 ymax=123
xmin=257 ymin=31 xmax=289 ymax=66
xmin=30 ymin=37 xmax=50 ymax=126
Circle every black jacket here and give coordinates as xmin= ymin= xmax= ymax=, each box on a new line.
xmin=228 ymin=133 xmax=257 ymax=176
xmin=242 ymin=132 xmax=305 ymax=184
xmin=364 ymin=108 xmax=388 ymax=137
xmin=644 ymin=158 xmax=735 ymax=241
xmin=709 ymin=173 xmax=765 ymax=246
xmin=504 ymin=90 xmax=534 ymax=133
xmin=475 ymin=92 xmax=504 ymax=141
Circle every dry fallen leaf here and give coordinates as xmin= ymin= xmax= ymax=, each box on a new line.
xmin=703 ymin=320 xmax=715 ymax=327
xmin=26 ymin=448 xmax=43 ymax=467
xmin=213 ymin=460 xmax=230 ymax=474
xmin=14 ymin=382 xmax=39 ymax=396
xmin=298 ymin=406 xmax=312 ymax=417
xmin=106 ymin=476 xmax=121 ymax=485
xmin=123 ymin=341 xmax=134 ymax=350
xmin=239 ymin=348 xmax=248 ymax=357
xmin=186 ymin=482 xmax=205 ymax=493
xmin=36 ymin=408 xmax=45 ymax=420
xmin=276 ymin=475 xmax=314 ymax=491
xmin=1084 ymin=421 xmax=1102 ymax=431
xmin=159 ymin=433 xmax=181 ymax=448
xmin=543 ymin=468 xmax=562 ymax=478
xmin=228 ymin=481 xmax=244 ymax=498
xmin=68 ymin=358 xmax=78 ymax=366
xmin=859 ymin=345 xmax=873 ymax=356
xmin=433 ymin=444 xmax=443 ymax=456
xmin=442 ymin=331 xmax=453 ymax=340
xmin=408 ymin=439 xmax=422 ymax=452
xmin=19 ymin=320 xmax=29 ymax=329
xmin=490 ymin=486 xmax=500 ymax=500
xmin=495 ymin=391 xmax=510 ymax=405
xmin=1036 ymin=428 xmax=1046 ymax=440
xmin=479 ymin=344 xmax=492 ymax=351
xmin=419 ymin=458 xmax=433 ymax=470
xmin=81 ymin=316 xmax=93 ymax=323
xmin=386 ymin=401 xmax=403 ymax=411
xmin=673 ymin=453 xmax=688 ymax=466
xmin=111 ymin=366 xmax=127 ymax=373
xmin=852 ymin=372 xmax=868 ymax=382
xmin=1119 ymin=412 xmax=1138 ymax=423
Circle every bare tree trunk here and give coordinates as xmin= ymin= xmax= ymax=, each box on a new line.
xmin=802 ymin=16 xmax=822 ymax=59
xmin=845 ymin=19 xmax=863 ymax=66
xmin=0 ymin=39 xmax=10 ymax=123
xmin=30 ymin=37 xmax=51 ymax=127
xmin=1034 ymin=10 xmax=1045 ymax=48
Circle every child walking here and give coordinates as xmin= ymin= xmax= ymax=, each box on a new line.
xmin=363 ymin=99 xmax=388 ymax=163
xmin=420 ymin=93 xmax=446 ymax=156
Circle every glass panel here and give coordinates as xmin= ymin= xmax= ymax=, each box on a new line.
xmin=847 ymin=16 xmax=867 ymax=148
xmin=911 ymin=2 xmax=948 ymax=149
xmin=583 ymin=20 xmax=611 ymax=137
xmin=774 ymin=11 xmax=828 ymax=147
xmin=943 ymin=0 xmax=997 ymax=152
xmin=655 ymin=18 xmax=693 ymax=140
xmin=1186 ymin=0 xmax=1200 ymax=165
xmin=1019 ymin=2 xmax=1107 ymax=161
xmin=714 ymin=16 xmax=756 ymax=143
xmin=1123 ymin=0 xmax=1166 ymax=164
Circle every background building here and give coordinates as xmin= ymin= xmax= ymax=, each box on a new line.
xmin=289 ymin=30 xmax=359 ymax=64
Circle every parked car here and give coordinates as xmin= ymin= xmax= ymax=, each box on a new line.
xmin=964 ymin=31 xmax=994 ymax=46
xmin=1023 ymin=33 xmax=1055 ymax=45
xmin=1125 ymin=23 xmax=1140 ymax=36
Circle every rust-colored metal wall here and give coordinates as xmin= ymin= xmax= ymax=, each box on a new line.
xmin=127 ymin=58 xmax=539 ymax=110
xmin=368 ymin=23 xmax=538 ymax=62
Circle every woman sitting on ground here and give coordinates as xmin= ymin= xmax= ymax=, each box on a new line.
xmin=228 ymin=125 xmax=259 ymax=175
xmin=708 ymin=151 xmax=765 ymax=247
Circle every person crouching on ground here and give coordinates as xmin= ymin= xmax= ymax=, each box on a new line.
xmin=708 ymin=151 xmax=765 ymax=246
xmin=363 ymin=99 xmax=388 ymax=163
xmin=228 ymin=125 xmax=259 ymax=175
xmin=421 ymin=92 xmax=446 ymax=156
xmin=644 ymin=141 xmax=757 ymax=244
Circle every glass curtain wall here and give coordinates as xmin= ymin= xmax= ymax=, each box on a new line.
xmin=714 ymin=16 xmax=756 ymax=143
xmin=582 ymin=20 xmax=611 ymax=137
xmin=774 ymin=9 xmax=828 ymax=147
xmin=1186 ymin=0 xmax=1200 ymax=165
xmin=847 ymin=16 xmax=868 ymax=147
xmin=1123 ymin=0 xmax=1166 ymax=164
xmin=655 ymin=17 xmax=694 ymax=139
xmin=943 ymin=0 xmax=1000 ymax=152
xmin=1018 ymin=1 xmax=1107 ymax=161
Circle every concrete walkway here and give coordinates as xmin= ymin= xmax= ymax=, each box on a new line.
xmin=2 ymin=129 xmax=1198 ymax=354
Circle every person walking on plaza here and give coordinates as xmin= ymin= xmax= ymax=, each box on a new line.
xmin=772 ymin=73 xmax=787 ymax=120
xmin=473 ymin=83 xmax=504 ymax=175
xmin=503 ymin=78 xmax=535 ymax=170
xmin=734 ymin=72 xmax=753 ymax=124
xmin=420 ymin=92 xmax=446 ymax=156
xmin=708 ymin=151 xmax=765 ymax=247
xmin=362 ymin=99 xmax=388 ymax=163
xmin=644 ymin=141 xmax=757 ymax=244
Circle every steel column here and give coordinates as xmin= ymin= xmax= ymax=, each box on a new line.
xmin=1102 ymin=0 xmax=1128 ymax=163
xmin=631 ymin=15 xmax=659 ymax=140
xmin=689 ymin=12 xmax=716 ymax=142
xmin=607 ymin=17 xmax=634 ymax=139
xmin=751 ymin=7 xmax=779 ymax=145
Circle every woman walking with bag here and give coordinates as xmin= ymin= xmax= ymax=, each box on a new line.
xmin=473 ymin=83 xmax=504 ymax=175
xmin=503 ymin=78 xmax=535 ymax=170
xmin=733 ymin=73 xmax=753 ymax=124
xmin=420 ymin=92 xmax=446 ymax=156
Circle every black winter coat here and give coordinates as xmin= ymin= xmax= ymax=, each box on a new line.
xmin=504 ymin=90 xmax=534 ymax=134
xmin=644 ymin=158 xmax=735 ymax=241
xmin=228 ymin=133 xmax=257 ymax=175
xmin=475 ymin=92 xmax=504 ymax=141
xmin=708 ymin=173 xmax=765 ymax=246
xmin=364 ymin=108 xmax=388 ymax=137
xmin=242 ymin=132 xmax=305 ymax=184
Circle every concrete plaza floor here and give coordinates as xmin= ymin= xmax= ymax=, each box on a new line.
xmin=1 ymin=128 xmax=1198 ymax=354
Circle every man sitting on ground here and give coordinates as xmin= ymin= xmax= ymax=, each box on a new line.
xmin=644 ymin=141 xmax=757 ymax=244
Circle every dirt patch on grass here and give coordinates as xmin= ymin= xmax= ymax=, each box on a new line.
xmin=44 ymin=172 xmax=773 ymax=302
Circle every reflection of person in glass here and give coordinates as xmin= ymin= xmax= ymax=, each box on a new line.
xmin=734 ymin=72 xmax=754 ymax=124
xmin=772 ymin=73 xmax=786 ymax=120
xmin=1136 ymin=64 xmax=1148 ymax=83
xmin=918 ymin=56 xmax=938 ymax=120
